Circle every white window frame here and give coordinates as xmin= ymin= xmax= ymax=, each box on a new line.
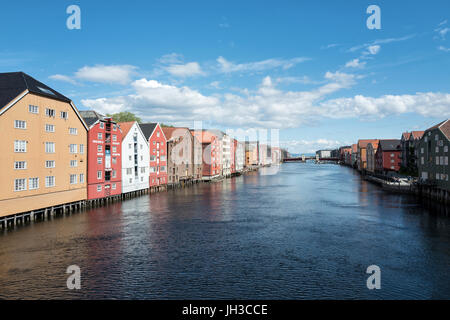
xmin=45 ymin=176 xmax=55 ymax=188
xmin=29 ymin=177 xmax=39 ymax=190
xmin=14 ymin=120 xmax=26 ymax=129
xmin=14 ymin=140 xmax=27 ymax=153
xmin=69 ymin=128 xmax=78 ymax=135
xmin=70 ymin=174 xmax=77 ymax=184
xmin=46 ymin=160 xmax=55 ymax=168
xmin=45 ymin=142 xmax=55 ymax=153
xmin=45 ymin=124 xmax=55 ymax=132
xmin=69 ymin=144 xmax=78 ymax=154
xmin=14 ymin=161 xmax=27 ymax=170
xmin=28 ymin=105 xmax=39 ymax=114
xmin=14 ymin=178 xmax=27 ymax=191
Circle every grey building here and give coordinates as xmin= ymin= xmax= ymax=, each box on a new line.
xmin=417 ymin=119 xmax=449 ymax=191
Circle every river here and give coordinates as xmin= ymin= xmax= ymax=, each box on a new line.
xmin=0 ymin=163 xmax=449 ymax=299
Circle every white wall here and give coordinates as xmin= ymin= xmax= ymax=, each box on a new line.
xmin=222 ymin=134 xmax=231 ymax=176
xmin=235 ymin=142 xmax=245 ymax=171
xmin=121 ymin=122 xmax=150 ymax=193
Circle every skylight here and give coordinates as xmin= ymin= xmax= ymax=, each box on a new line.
xmin=37 ymin=86 xmax=56 ymax=96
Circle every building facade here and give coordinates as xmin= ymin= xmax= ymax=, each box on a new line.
xmin=120 ymin=121 xmax=149 ymax=194
xmin=139 ymin=123 xmax=168 ymax=187
xmin=191 ymin=130 xmax=221 ymax=179
xmin=80 ymin=111 xmax=122 ymax=200
xmin=366 ymin=140 xmax=379 ymax=173
xmin=375 ymin=139 xmax=402 ymax=174
xmin=0 ymin=72 xmax=88 ymax=217
xmin=357 ymin=139 xmax=378 ymax=171
xmin=417 ymin=120 xmax=449 ymax=190
xmin=245 ymin=141 xmax=259 ymax=167
xmin=235 ymin=140 xmax=245 ymax=172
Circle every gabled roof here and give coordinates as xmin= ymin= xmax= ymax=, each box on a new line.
xmin=425 ymin=119 xmax=450 ymax=141
xmin=378 ymin=139 xmax=401 ymax=151
xmin=118 ymin=121 xmax=136 ymax=140
xmin=139 ymin=123 xmax=158 ymax=140
xmin=79 ymin=110 xmax=105 ymax=127
xmin=368 ymin=140 xmax=380 ymax=150
xmin=162 ymin=127 xmax=191 ymax=141
xmin=0 ymin=72 xmax=71 ymax=112
xmin=410 ymin=131 xmax=424 ymax=140
xmin=357 ymin=139 xmax=378 ymax=149
xmin=402 ymin=132 xmax=411 ymax=140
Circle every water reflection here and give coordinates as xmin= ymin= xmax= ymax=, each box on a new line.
xmin=0 ymin=163 xmax=449 ymax=299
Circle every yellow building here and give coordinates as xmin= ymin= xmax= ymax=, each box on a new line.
xmin=0 ymin=72 xmax=88 ymax=218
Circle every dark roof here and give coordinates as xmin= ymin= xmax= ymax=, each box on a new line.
xmin=379 ymin=139 xmax=401 ymax=151
xmin=0 ymin=72 xmax=71 ymax=112
xmin=139 ymin=123 xmax=158 ymax=140
xmin=79 ymin=110 xmax=105 ymax=127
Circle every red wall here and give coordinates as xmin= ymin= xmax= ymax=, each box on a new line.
xmin=375 ymin=150 xmax=401 ymax=172
xmin=87 ymin=119 xmax=122 ymax=200
xmin=149 ymin=124 xmax=168 ymax=186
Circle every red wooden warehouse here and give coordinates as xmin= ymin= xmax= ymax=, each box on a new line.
xmin=375 ymin=139 xmax=402 ymax=174
xmin=80 ymin=111 xmax=122 ymax=200
xmin=139 ymin=123 xmax=168 ymax=187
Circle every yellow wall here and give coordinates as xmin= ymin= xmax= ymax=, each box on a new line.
xmin=0 ymin=93 xmax=87 ymax=217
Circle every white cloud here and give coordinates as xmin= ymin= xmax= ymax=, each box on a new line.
xmin=165 ymin=62 xmax=205 ymax=77
xmin=158 ymin=53 xmax=184 ymax=64
xmin=366 ymin=45 xmax=381 ymax=55
xmin=345 ymin=58 xmax=366 ymax=68
xmin=81 ymin=72 xmax=450 ymax=129
xmin=74 ymin=65 xmax=137 ymax=84
xmin=49 ymin=74 xmax=77 ymax=84
xmin=438 ymin=46 xmax=450 ymax=52
xmin=348 ymin=34 xmax=415 ymax=52
xmin=217 ymin=56 xmax=310 ymax=73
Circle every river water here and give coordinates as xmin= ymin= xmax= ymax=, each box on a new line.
xmin=0 ymin=163 xmax=449 ymax=299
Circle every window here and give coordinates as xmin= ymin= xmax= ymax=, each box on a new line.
xmin=141 ymin=167 xmax=145 ymax=173
xmin=100 ymin=122 xmax=104 ymax=129
xmin=70 ymin=160 xmax=78 ymax=167
xmin=98 ymin=133 xmax=103 ymax=140
xmin=97 ymin=157 xmax=102 ymax=164
xmin=97 ymin=145 xmax=102 ymax=153
xmin=421 ymin=172 xmax=428 ymax=180
xmin=140 ymin=144 xmax=143 ymax=150
xmin=45 ymin=124 xmax=55 ymax=132
xmin=46 ymin=160 xmax=55 ymax=168
xmin=445 ymin=156 xmax=449 ymax=165
xmin=160 ymin=166 xmax=166 ymax=172
xmin=112 ymin=146 xmax=117 ymax=153
xmin=112 ymin=170 xmax=116 ymax=178
xmin=436 ymin=146 xmax=439 ymax=153
xmin=29 ymin=178 xmax=39 ymax=190
xmin=129 ymin=144 xmax=132 ymax=149
xmin=80 ymin=144 xmax=85 ymax=154
xmin=60 ymin=111 xmax=68 ymax=119
xmin=127 ymin=168 xmax=132 ymax=175
xmin=70 ymin=174 xmax=77 ymax=184
xmin=14 ymin=140 xmax=27 ymax=153
xmin=113 ymin=124 xmax=117 ymax=131
xmin=29 ymin=105 xmax=39 ymax=114
xmin=421 ymin=157 xmax=424 ymax=165
xmin=80 ymin=174 xmax=85 ymax=183
xmin=14 ymin=179 xmax=27 ymax=191
xmin=129 ymin=178 xmax=133 ymax=183
xmin=45 ymin=176 xmax=55 ymax=187
xmin=435 ymin=134 xmax=439 ymax=141
xmin=97 ymin=171 xmax=102 ymax=179
xmin=112 ymin=157 xmax=117 ymax=164
xmin=45 ymin=142 xmax=55 ymax=153
xmin=153 ymin=141 xmax=156 ymax=145
xmin=97 ymin=185 xmax=102 ymax=192
xmin=113 ymin=135 xmax=117 ymax=141
xmin=444 ymin=146 xmax=448 ymax=153
xmin=46 ymin=108 xmax=55 ymax=117
xmin=69 ymin=144 xmax=77 ymax=154
xmin=436 ymin=173 xmax=440 ymax=180
xmin=69 ymin=128 xmax=78 ymax=135
xmin=14 ymin=120 xmax=26 ymax=129
xmin=14 ymin=161 xmax=27 ymax=170
xmin=436 ymin=157 xmax=439 ymax=165
xmin=129 ymin=155 xmax=132 ymax=161
xmin=112 ymin=183 xmax=116 ymax=190
xmin=157 ymin=132 xmax=160 ymax=137
xmin=421 ymin=148 xmax=424 ymax=154
xmin=150 ymin=155 xmax=156 ymax=161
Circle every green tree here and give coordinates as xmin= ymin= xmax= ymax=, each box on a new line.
xmin=161 ymin=123 xmax=174 ymax=128
xmin=106 ymin=112 xmax=142 ymax=123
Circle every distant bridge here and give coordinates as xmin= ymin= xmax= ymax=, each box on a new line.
xmin=283 ymin=155 xmax=339 ymax=162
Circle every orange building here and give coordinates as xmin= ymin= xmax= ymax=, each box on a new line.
xmin=0 ymin=72 xmax=88 ymax=218
xmin=357 ymin=139 xmax=378 ymax=171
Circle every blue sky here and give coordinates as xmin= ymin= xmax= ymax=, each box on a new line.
xmin=1 ymin=0 xmax=449 ymax=153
